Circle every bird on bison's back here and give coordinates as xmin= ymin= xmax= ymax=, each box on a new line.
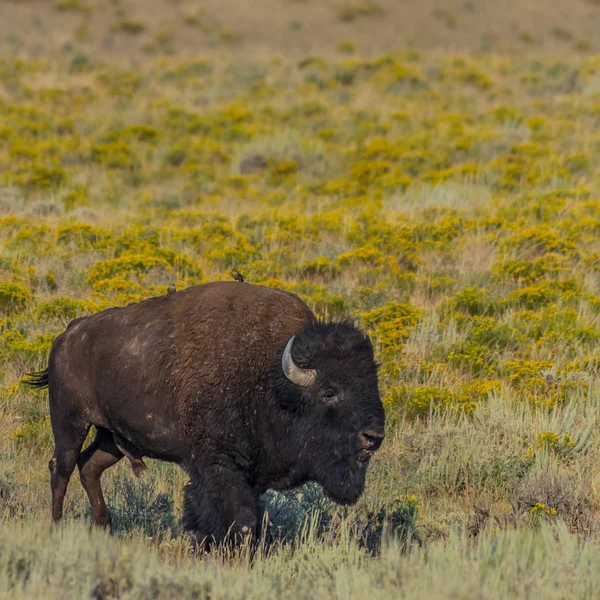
xmin=231 ymin=268 xmax=244 ymax=282
xmin=22 ymin=281 xmax=384 ymax=548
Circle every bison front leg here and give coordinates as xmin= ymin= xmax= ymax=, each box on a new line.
xmin=183 ymin=460 xmax=258 ymax=550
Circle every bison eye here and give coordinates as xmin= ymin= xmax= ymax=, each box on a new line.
xmin=322 ymin=390 xmax=339 ymax=404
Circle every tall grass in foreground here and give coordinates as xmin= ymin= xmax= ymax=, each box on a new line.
xmin=1 ymin=519 xmax=599 ymax=599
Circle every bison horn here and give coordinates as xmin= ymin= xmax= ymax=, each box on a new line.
xmin=282 ymin=335 xmax=316 ymax=387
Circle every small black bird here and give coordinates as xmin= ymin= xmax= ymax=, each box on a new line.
xmin=167 ymin=283 xmax=176 ymax=295
xmin=231 ymin=268 xmax=245 ymax=283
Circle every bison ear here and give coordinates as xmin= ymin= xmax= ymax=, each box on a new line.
xmin=282 ymin=335 xmax=317 ymax=387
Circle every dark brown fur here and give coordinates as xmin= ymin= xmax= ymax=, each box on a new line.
xmin=27 ymin=282 xmax=385 ymax=546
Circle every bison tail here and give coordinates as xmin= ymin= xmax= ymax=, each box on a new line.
xmin=21 ymin=368 xmax=49 ymax=389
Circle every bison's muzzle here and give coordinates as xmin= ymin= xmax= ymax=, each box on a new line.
xmin=357 ymin=429 xmax=385 ymax=462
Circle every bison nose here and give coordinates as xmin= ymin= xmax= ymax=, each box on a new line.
xmin=359 ymin=429 xmax=384 ymax=452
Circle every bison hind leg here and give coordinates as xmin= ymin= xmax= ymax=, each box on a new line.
xmin=113 ymin=434 xmax=147 ymax=477
xmin=49 ymin=423 xmax=91 ymax=523
xmin=78 ymin=428 xmax=123 ymax=528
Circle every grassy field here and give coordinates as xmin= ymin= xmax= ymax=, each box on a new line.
xmin=3 ymin=1 xmax=600 ymax=598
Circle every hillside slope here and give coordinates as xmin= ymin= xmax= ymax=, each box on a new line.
xmin=1 ymin=0 xmax=599 ymax=61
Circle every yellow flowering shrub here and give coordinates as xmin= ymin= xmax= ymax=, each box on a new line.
xmin=34 ymin=297 xmax=99 ymax=323
xmin=0 ymin=281 xmax=31 ymax=313
xmin=87 ymin=255 xmax=173 ymax=283
xmin=10 ymin=416 xmax=53 ymax=448
xmin=530 ymin=503 xmax=557 ymax=518
xmin=387 ymin=379 xmax=500 ymax=419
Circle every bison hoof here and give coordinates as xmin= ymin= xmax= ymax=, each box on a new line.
xmin=237 ymin=522 xmax=256 ymax=541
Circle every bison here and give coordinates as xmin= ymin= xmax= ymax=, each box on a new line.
xmin=25 ymin=281 xmax=385 ymax=545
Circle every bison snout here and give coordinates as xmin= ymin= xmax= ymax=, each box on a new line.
xmin=359 ymin=429 xmax=384 ymax=452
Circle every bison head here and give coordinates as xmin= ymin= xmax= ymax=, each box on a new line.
xmin=271 ymin=320 xmax=385 ymax=505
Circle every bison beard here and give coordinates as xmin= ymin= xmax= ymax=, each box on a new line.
xmin=24 ymin=282 xmax=384 ymax=548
